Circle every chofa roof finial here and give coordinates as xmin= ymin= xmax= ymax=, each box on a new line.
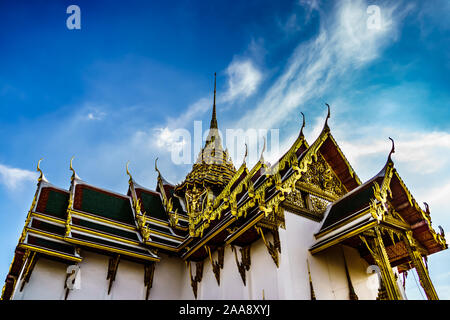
xmin=388 ymin=137 xmax=395 ymax=162
xmin=126 ymin=161 xmax=133 ymax=182
xmin=36 ymin=158 xmax=48 ymax=183
xmin=69 ymin=156 xmax=81 ymax=181
xmin=259 ymin=136 xmax=266 ymax=163
xmin=300 ymin=112 xmax=306 ymax=137
xmin=423 ymin=202 xmax=430 ymax=215
xmin=155 ymin=157 xmax=161 ymax=177
xmin=324 ymin=103 xmax=331 ymax=129
xmin=243 ymin=143 xmax=248 ymax=164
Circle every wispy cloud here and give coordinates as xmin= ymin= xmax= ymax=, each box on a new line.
xmin=153 ymin=127 xmax=187 ymax=153
xmin=0 ymin=164 xmax=37 ymax=190
xmin=339 ymin=129 xmax=450 ymax=174
xmin=86 ymin=110 xmax=106 ymax=121
xmin=154 ymin=57 xmax=263 ymax=156
xmin=234 ymin=0 xmax=410 ymax=131
xmin=165 ymin=97 xmax=211 ymax=130
xmin=220 ymin=58 xmax=263 ymax=103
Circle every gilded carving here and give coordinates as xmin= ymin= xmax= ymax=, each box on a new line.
xmin=232 ymin=245 xmax=251 ymax=285
xmin=402 ymin=231 xmax=439 ymax=300
xmin=206 ymin=246 xmax=224 ymax=286
xmin=255 ymin=226 xmax=281 ymax=268
xmin=309 ymin=194 xmax=330 ymax=215
xmin=298 ymin=153 xmax=346 ymax=199
xmin=144 ymin=263 xmax=155 ymax=300
xmin=106 ymin=255 xmax=120 ymax=295
xmin=284 ymin=189 xmax=305 ymax=209
xmin=188 ymin=260 xmax=204 ymax=299
xmin=359 ymin=229 xmax=402 ymax=300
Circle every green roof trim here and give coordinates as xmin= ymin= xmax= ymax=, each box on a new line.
xmin=79 ymin=186 xmax=134 ymax=225
xmin=73 ymin=218 xmax=140 ymax=241
xmin=71 ymin=232 xmax=151 ymax=255
xmin=27 ymin=235 xmax=75 ymax=255
xmin=169 ymin=189 xmax=185 ymax=213
xmin=44 ymin=190 xmax=69 ymax=219
xmin=31 ymin=219 xmax=66 ymax=236
xmin=140 ymin=191 xmax=168 ymax=221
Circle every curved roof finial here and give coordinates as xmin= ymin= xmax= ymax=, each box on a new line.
xmin=36 ymin=158 xmax=48 ymax=183
xmin=69 ymin=156 xmax=81 ymax=181
xmin=423 ymin=202 xmax=430 ymax=215
xmin=300 ymin=112 xmax=306 ymax=137
xmin=155 ymin=157 xmax=161 ymax=176
xmin=126 ymin=161 xmax=133 ymax=182
xmin=388 ymin=137 xmax=395 ymax=162
xmin=243 ymin=143 xmax=248 ymax=164
xmin=324 ymin=103 xmax=331 ymax=128
xmin=155 ymin=157 xmax=171 ymax=185
xmin=259 ymin=136 xmax=266 ymax=163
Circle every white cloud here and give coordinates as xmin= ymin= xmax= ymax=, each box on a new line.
xmin=162 ymin=57 xmax=263 ymax=133
xmin=279 ymin=13 xmax=301 ymax=34
xmin=153 ymin=127 xmax=187 ymax=152
xmin=151 ymin=57 xmax=263 ymax=161
xmin=84 ymin=106 xmax=107 ymax=121
xmin=422 ymin=182 xmax=450 ymax=209
xmin=0 ymin=164 xmax=37 ymax=190
xmin=299 ymin=0 xmax=320 ymax=12
xmin=338 ymin=130 xmax=450 ymax=174
xmin=220 ymin=58 xmax=263 ymax=103
xmin=86 ymin=111 xmax=105 ymax=121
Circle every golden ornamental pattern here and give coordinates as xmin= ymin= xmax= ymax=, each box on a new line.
xmin=298 ymin=153 xmax=346 ymax=199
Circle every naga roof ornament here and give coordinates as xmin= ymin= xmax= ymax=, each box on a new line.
xmin=36 ymin=158 xmax=48 ymax=183
xmin=69 ymin=156 xmax=81 ymax=182
xmin=323 ymin=103 xmax=331 ymax=131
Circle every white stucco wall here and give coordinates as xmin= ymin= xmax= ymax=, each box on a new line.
xmin=150 ymin=252 xmax=193 ymax=299
xmin=195 ymin=210 xmax=380 ymax=300
xmin=13 ymin=256 xmax=68 ymax=300
xmin=13 ymin=210 xmax=382 ymax=300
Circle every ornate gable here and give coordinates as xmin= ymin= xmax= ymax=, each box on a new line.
xmin=297 ymin=152 xmax=347 ymax=200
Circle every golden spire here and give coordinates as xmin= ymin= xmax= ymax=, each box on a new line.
xmin=210 ymin=72 xmax=218 ymax=129
xmin=175 ymin=72 xmax=236 ymax=198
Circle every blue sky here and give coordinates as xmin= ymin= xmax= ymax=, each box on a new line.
xmin=0 ymin=0 xmax=449 ymax=299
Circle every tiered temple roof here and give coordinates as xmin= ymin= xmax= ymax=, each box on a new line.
xmin=1 ymin=79 xmax=447 ymax=300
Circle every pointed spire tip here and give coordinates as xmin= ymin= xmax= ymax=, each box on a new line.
xmin=210 ymin=72 xmax=218 ymax=129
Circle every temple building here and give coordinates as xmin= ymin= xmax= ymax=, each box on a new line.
xmin=1 ymin=76 xmax=447 ymax=300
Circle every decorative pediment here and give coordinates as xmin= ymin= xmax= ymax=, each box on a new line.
xmin=296 ymin=152 xmax=346 ymax=200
